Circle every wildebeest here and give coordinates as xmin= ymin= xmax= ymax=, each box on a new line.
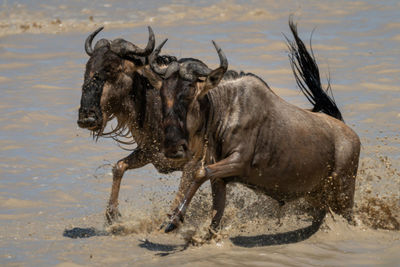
xmin=150 ymin=20 xmax=361 ymax=233
xmin=77 ymin=26 xmax=190 ymax=224
xmin=77 ymin=26 xmax=228 ymax=226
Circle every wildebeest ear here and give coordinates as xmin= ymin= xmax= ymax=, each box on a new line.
xmin=199 ymin=67 xmax=225 ymax=98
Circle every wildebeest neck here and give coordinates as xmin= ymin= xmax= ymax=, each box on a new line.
xmin=129 ymin=72 xmax=149 ymax=128
xmin=107 ymin=71 xmax=166 ymax=147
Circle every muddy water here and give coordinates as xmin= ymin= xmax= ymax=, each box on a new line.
xmin=1 ymin=0 xmax=399 ymax=266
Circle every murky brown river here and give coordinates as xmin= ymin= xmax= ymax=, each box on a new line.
xmin=1 ymin=0 xmax=399 ymax=266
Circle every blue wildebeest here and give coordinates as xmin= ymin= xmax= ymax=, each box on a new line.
xmin=149 ymin=20 xmax=361 ymax=233
xmin=77 ymin=26 xmax=189 ymax=224
xmin=77 ymin=27 xmax=226 ymax=225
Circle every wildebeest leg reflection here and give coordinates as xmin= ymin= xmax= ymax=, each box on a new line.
xmin=106 ymin=148 xmax=149 ymax=224
xmin=165 ymin=153 xmax=243 ymax=232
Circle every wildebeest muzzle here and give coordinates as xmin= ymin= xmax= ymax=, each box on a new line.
xmin=77 ymin=76 xmax=105 ymax=130
xmin=163 ymin=125 xmax=189 ymax=159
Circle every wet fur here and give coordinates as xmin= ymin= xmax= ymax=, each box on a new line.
xmin=79 ymin=41 xmax=192 ymax=223
xmin=162 ymin=21 xmax=361 ymax=232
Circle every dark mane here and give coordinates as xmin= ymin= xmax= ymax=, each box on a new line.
xmin=97 ymin=54 xmax=179 ymax=147
xmin=222 ymin=70 xmax=271 ymax=89
xmin=97 ymin=72 xmax=150 ymax=146
xmin=222 ymin=70 xmax=245 ymax=80
xmin=178 ymin=57 xmax=206 ymax=65
xmin=155 ymin=55 xmax=178 ymax=65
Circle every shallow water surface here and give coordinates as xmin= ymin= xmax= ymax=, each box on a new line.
xmin=0 ymin=0 xmax=399 ymax=266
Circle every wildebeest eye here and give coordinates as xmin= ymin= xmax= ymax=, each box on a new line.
xmin=103 ymin=62 xmax=119 ymax=79
xmin=105 ymin=71 xmax=119 ymax=81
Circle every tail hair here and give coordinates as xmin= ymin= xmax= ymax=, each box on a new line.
xmin=286 ymin=18 xmax=343 ymax=122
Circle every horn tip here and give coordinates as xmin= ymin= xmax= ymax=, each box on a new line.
xmin=155 ymin=38 xmax=168 ymax=53
xmin=96 ymin=26 xmax=104 ymax=33
xmin=212 ymin=40 xmax=221 ymax=51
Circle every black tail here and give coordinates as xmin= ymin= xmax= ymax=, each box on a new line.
xmin=286 ymin=19 xmax=343 ymax=122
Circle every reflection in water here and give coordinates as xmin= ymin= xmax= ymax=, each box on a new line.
xmin=230 ymin=212 xmax=326 ymax=248
xmin=0 ymin=0 xmax=399 ymax=266
xmin=139 ymin=239 xmax=189 ymax=257
xmin=63 ymin=227 xmax=109 ymax=239
xmin=230 ymin=223 xmax=320 ymax=248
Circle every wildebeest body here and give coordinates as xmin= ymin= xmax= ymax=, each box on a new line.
xmin=154 ymin=21 xmax=360 ymax=233
xmin=204 ymin=75 xmax=359 ymax=205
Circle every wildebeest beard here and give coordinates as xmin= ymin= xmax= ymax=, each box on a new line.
xmin=78 ymin=73 xmax=106 ymax=139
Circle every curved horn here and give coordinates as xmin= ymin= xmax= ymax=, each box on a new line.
xmin=179 ymin=61 xmax=211 ymax=81
xmin=189 ymin=63 xmax=212 ymax=77
xmin=149 ymin=38 xmax=170 ymax=75
xmin=130 ymin=26 xmax=156 ymax=56
xmin=85 ymin=26 xmax=104 ymax=56
xmin=154 ymin=38 xmax=168 ymax=57
xmin=110 ymin=26 xmax=155 ymax=57
xmin=164 ymin=61 xmax=180 ymax=78
xmin=212 ymin=40 xmax=228 ymax=71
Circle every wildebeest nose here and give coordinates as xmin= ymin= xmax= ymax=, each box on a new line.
xmin=77 ymin=116 xmax=95 ymax=126
xmin=77 ymin=108 xmax=98 ymax=128
xmin=166 ymin=140 xmax=188 ymax=159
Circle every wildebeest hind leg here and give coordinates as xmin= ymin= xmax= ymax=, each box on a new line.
xmin=329 ymin=145 xmax=359 ymax=224
xmin=276 ymin=200 xmax=285 ymax=226
xmin=106 ymin=148 xmax=149 ymax=225
xmin=329 ymin=167 xmax=357 ymax=223
xmin=210 ymin=179 xmax=227 ymax=231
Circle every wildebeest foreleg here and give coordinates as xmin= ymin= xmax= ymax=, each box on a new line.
xmin=164 ymin=152 xmax=243 ymax=232
xmin=106 ymin=148 xmax=149 ymax=224
xmin=168 ymin=161 xmax=199 ymax=212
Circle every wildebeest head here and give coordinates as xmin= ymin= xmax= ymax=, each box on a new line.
xmin=149 ymin=41 xmax=228 ymax=159
xmin=77 ymin=26 xmax=155 ymax=137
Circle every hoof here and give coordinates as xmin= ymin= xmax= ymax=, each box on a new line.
xmin=164 ymin=222 xmax=178 ymax=233
xmin=159 ymin=221 xmax=167 ymax=230
xmin=105 ymin=209 xmax=121 ymax=225
xmin=203 ymin=227 xmax=217 ymax=241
